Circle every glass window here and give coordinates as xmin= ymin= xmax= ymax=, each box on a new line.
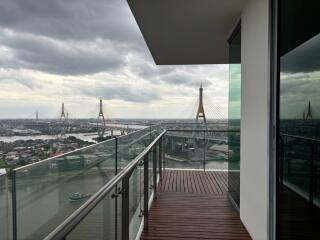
xmin=278 ymin=1 xmax=320 ymax=239
xmin=228 ymin=24 xmax=241 ymax=208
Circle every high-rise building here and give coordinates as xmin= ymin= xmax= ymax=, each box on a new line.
xmin=1 ymin=1 xmax=319 ymax=240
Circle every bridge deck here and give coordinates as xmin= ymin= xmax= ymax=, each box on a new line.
xmin=141 ymin=170 xmax=251 ymax=240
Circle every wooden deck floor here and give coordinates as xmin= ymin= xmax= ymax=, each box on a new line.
xmin=141 ymin=170 xmax=251 ymax=240
xmin=158 ymin=170 xmax=228 ymax=194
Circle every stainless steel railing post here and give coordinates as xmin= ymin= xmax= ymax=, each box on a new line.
xmin=163 ymin=137 xmax=166 ymax=171
xmin=159 ymin=139 xmax=163 ymax=181
xmin=12 ymin=170 xmax=17 ymax=240
xmin=153 ymin=147 xmax=157 ymax=199
xmin=115 ymin=137 xmax=118 ymax=175
xmin=203 ymin=130 xmax=206 ymax=171
xmin=121 ymin=174 xmax=130 ymax=240
xmin=115 ymin=137 xmax=118 ymax=240
xmin=143 ymin=155 xmax=149 ymax=230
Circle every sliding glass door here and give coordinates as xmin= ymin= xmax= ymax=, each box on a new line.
xmin=277 ymin=1 xmax=320 ymax=239
xmin=228 ymin=23 xmax=241 ymax=208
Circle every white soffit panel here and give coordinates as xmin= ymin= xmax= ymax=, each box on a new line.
xmin=128 ymin=0 xmax=246 ymax=65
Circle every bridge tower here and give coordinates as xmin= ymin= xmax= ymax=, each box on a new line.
xmin=196 ymin=84 xmax=207 ymax=124
xmin=304 ymin=101 xmax=313 ymax=120
xmin=194 ymin=85 xmax=208 ymax=170
xmin=59 ymin=103 xmax=68 ymax=137
xmin=60 ymin=102 xmax=67 ymax=121
xmin=97 ymin=98 xmax=106 ymax=138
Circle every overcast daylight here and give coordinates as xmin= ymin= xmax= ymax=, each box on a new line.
xmin=1 ymin=1 xmax=319 ymax=240
xmin=0 ymin=0 xmax=229 ymax=119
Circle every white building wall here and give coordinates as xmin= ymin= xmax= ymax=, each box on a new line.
xmin=240 ymin=0 xmax=270 ymax=239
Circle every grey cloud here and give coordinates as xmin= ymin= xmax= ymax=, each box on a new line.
xmin=0 ymin=0 xmax=218 ymax=87
xmin=13 ymin=77 xmax=40 ymax=89
xmin=0 ymin=0 xmax=229 ymax=112
xmin=1 ymin=32 xmax=127 ymax=75
xmin=76 ymin=83 xmax=161 ymax=103
xmin=281 ymin=73 xmax=320 ymax=96
xmin=0 ymin=0 xmax=143 ymax=47
xmin=128 ymin=57 xmax=213 ymax=87
xmin=280 ymin=71 xmax=320 ymax=118
xmin=0 ymin=71 xmax=41 ymax=89
xmin=159 ymin=71 xmax=211 ymax=87
xmin=281 ymin=33 xmax=320 ymax=73
xmin=0 ymin=0 xmax=151 ymax=76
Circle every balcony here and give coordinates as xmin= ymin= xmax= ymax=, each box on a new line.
xmin=142 ymin=170 xmax=250 ymax=240
xmin=0 ymin=122 xmax=250 ymax=240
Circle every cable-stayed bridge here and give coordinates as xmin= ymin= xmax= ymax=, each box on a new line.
xmin=26 ymin=85 xmax=228 ymax=138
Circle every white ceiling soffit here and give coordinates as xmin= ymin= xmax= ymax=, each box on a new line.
xmin=127 ymin=0 xmax=246 ymax=65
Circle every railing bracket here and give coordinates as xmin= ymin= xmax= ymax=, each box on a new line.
xmin=138 ymin=210 xmax=144 ymax=218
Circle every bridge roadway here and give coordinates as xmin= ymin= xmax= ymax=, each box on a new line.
xmin=91 ymin=122 xmax=146 ymax=132
xmin=166 ymin=131 xmax=228 ymax=142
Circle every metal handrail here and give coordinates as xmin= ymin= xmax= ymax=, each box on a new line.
xmin=280 ymin=133 xmax=320 ymax=143
xmin=159 ymin=122 xmax=228 ymax=125
xmin=43 ymin=130 xmax=166 ymax=240
xmin=166 ymin=129 xmax=240 ymax=132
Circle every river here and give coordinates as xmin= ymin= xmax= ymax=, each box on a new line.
xmin=0 ymin=168 xmax=118 ymax=239
xmin=0 ymin=131 xmax=122 ymax=143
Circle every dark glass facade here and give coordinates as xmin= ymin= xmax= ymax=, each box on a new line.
xmin=277 ymin=1 xmax=320 ymax=238
xmin=228 ymin=24 xmax=241 ymax=207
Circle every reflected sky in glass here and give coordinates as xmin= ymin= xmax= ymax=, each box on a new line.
xmin=280 ymin=33 xmax=320 ymax=119
xmin=229 ymin=64 xmax=241 ymax=119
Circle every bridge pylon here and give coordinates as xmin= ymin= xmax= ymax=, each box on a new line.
xmin=60 ymin=103 xmax=67 ymax=121
xmin=196 ymin=84 xmax=207 ymax=124
xmin=59 ymin=102 xmax=68 ymax=137
xmin=304 ymin=100 xmax=313 ymax=120
xmin=97 ymin=98 xmax=106 ymax=138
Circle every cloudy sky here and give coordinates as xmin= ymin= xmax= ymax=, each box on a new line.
xmin=280 ymin=33 xmax=320 ymax=119
xmin=0 ymin=0 xmax=229 ymax=119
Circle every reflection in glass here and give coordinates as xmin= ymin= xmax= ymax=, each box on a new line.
xmin=164 ymin=130 xmax=228 ymax=170
xmin=0 ymin=173 xmax=10 ymax=240
xmin=278 ymin=5 xmax=320 ymax=237
xmin=12 ymin=127 xmax=154 ymax=239
xmin=66 ymin=187 xmax=117 ymax=240
xmin=129 ymin=166 xmax=144 ymax=240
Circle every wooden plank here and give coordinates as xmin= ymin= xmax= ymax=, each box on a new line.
xmin=216 ymin=171 xmax=228 ymax=192
xmin=195 ymin=171 xmax=206 ymax=193
xmin=142 ymin=187 xmax=251 ymax=240
xmin=188 ymin=170 xmax=194 ymax=192
xmin=181 ymin=170 xmax=185 ymax=193
xmin=192 ymin=170 xmax=201 ymax=193
xmin=209 ymin=171 xmax=224 ymax=194
xmin=157 ymin=170 xmax=229 ymax=195
xmin=166 ymin=170 xmax=172 ymax=192
xmin=201 ymin=171 xmax=211 ymax=193
xmin=141 ymin=170 xmax=251 ymax=240
xmin=205 ymin=171 xmax=219 ymax=194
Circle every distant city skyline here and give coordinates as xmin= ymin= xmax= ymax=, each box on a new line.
xmin=0 ymin=0 xmax=229 ymax=119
